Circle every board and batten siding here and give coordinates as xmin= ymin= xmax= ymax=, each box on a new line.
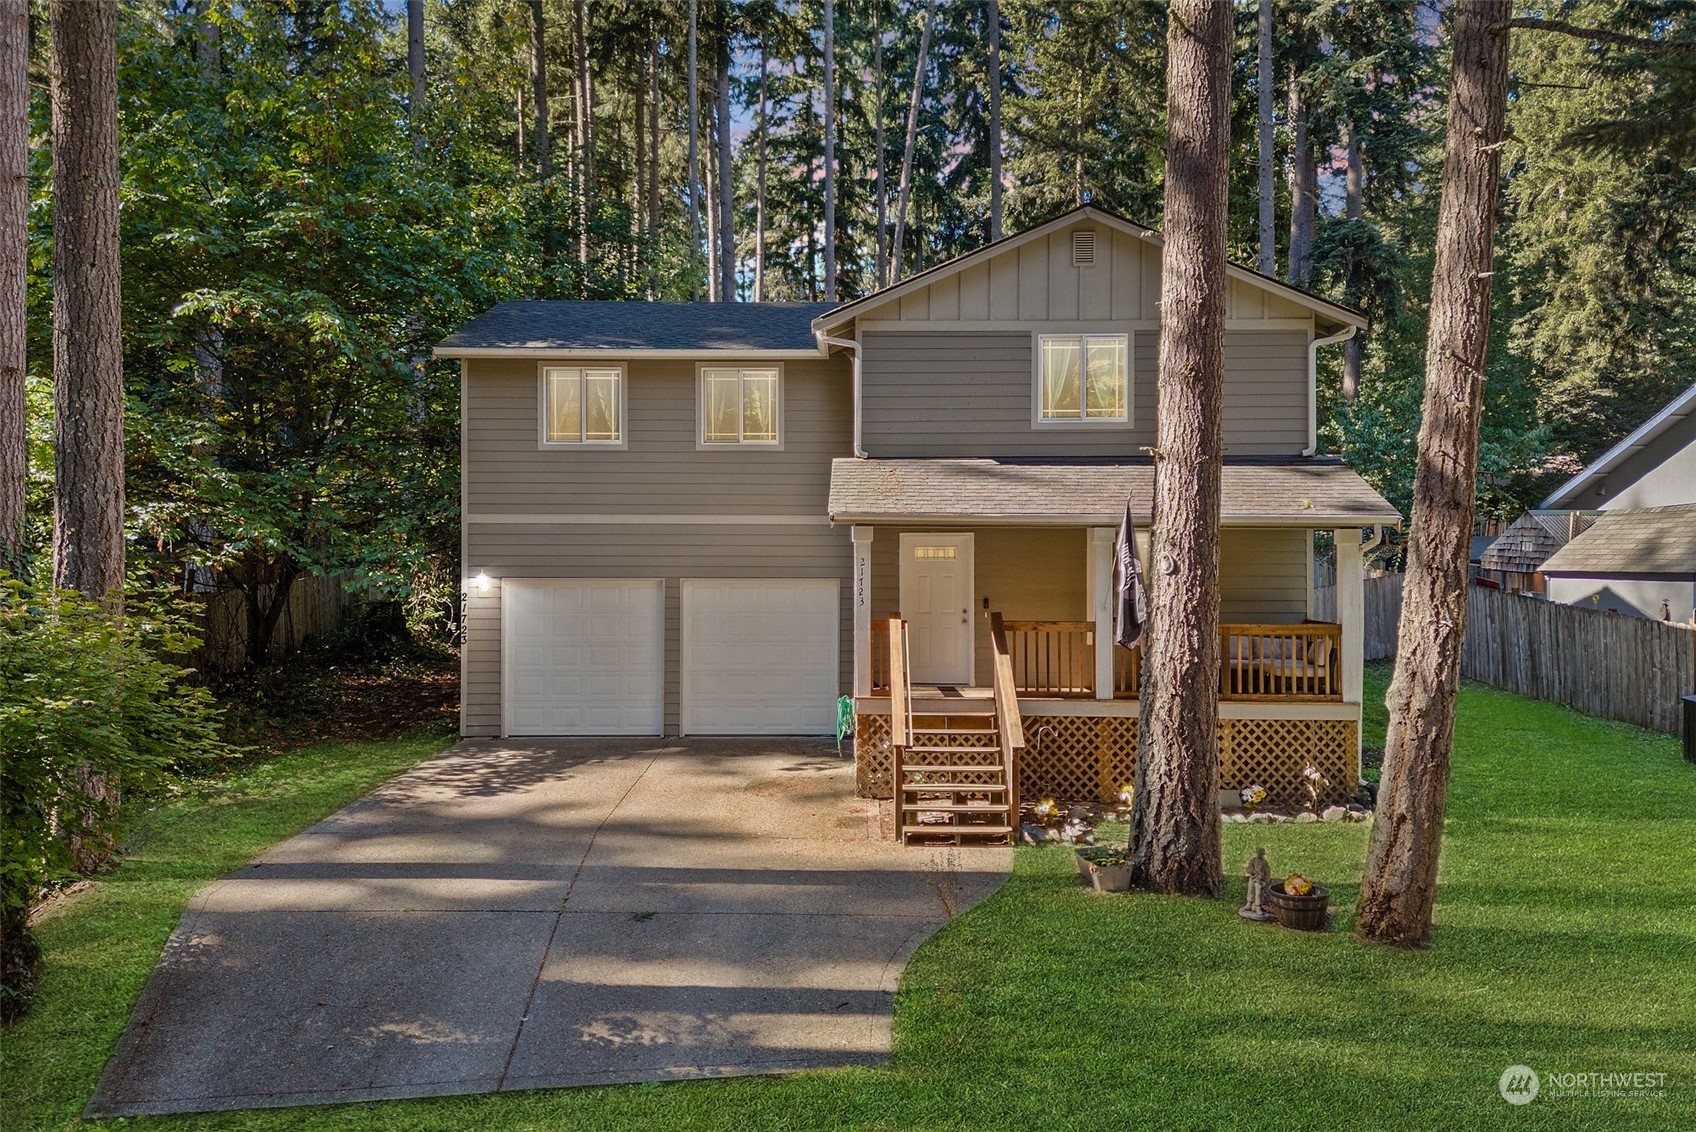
xmin=461 ymin=354 xmax=855 ymax=737
xmin=858 ymin=330 xmax=1312 ymax=457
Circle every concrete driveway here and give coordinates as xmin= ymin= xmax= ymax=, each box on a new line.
xmin=88 ymin=739 xmax=1011 ymax=1116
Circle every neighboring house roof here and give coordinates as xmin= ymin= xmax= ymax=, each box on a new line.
xmin=435 ymin=301 xmax=839 ymax=357
xmin=811 ymin=204 xmax=1368 ymax=338
xmin=827 ymin=457 xmax=1401 ymax=527
xmin=1478 ymin=511 xmax=1595 ymax=573
xmin=1541 ymin=381 xmax=1696 ymax=509
xmin=1539 ymin=504 xmax=1696 ymax=577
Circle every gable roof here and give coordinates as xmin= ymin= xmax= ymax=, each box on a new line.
xmin=1540 ymin=381 xmax=1696 ymax=509
xmin=827 ymin=456 xmax=1400 ymax=527
xmin=811 ymin=204 xmax=1366 ymax=337
xmin=435 ymin=301 xmax=838 ymax=357
xmin=1478 ymin=511 xmax=1594 ymax=573
xmin=1539 ymin=503 xmax=1696 ymax=577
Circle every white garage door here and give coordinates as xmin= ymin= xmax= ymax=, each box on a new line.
xmin=681 ymin=579 xmax=841 ymax=736
xmin=503 ymin=580 xmax=663 ymax=736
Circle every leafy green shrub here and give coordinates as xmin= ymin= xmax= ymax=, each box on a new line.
xmin=0 ymin=583 xmax=228 ymax=1023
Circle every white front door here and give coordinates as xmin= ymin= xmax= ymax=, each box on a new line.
xmin=680 ymin=579 xmax=840 ymax=735
xmin=899 ymin=533 xmax=974 ymax=685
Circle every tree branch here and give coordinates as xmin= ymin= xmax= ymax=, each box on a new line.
xmin=1498 ymin=17 xmax=1696 ymax=54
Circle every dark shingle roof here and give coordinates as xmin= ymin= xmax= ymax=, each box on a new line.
xmin=436 ymin=301 xmax=839 ymax=354
xmin=1539 ymin=504 xmax=1696 ymax=576
xmin=827 ymin=457 xmax=1401 ymax=526
xmin=1478 ymin=511 xmax=1594 ymax=573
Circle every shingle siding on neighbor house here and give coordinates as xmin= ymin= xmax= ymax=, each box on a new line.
xmin=460 ymin=354 xmax=854 ymax=737
xmin=858 ymin=329 xmax=1312 ymax=457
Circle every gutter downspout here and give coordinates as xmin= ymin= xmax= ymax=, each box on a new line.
xmin=1304 ymin=324 xmax=1359 ymax=457
xmin=818 ymin=332 xmax=867 ymax=458
xmin=1361 ymin=523 xmax=1384 ymax=555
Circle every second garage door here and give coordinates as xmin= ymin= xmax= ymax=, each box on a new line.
xmin=681 ymin=579 xmax=841 ymax=735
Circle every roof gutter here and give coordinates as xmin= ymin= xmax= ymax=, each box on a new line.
xmin=818 ymin=332 xmax=867 ymax=458
xmin=1304 ymin=325 xmax=1358 ymax=457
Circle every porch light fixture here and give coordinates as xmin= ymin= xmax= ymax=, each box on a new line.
xmin=474 ymin=570 xmax=492 ymax=595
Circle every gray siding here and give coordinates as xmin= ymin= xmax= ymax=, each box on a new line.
xmin=461 ymin=352 xmax=855 ymax=737
xmin=859 ymin=329 xmax=1311 ymax=457
xmin=1599 ymin=423 xmax=1696 ymax=510
xmin=463 ymin=524 xmax=853 ymax=736
xmin=464 ymin=355 xmax=852 ymax=516
xmin=1219 ymin=528 xmax=1311 ymax=623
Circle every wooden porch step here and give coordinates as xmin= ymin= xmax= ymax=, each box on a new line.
xmin=899 ymin=768 xmax=1007 ymax=779
xmin=901 ymin=801 xmax=1010 ymax=814
xmin=900 ymin=824 xmax=1015 ymax=842
xmin=905 ymin=745 xmax=1001 ymax=756
xmin=901 ymin=786 xmax=1006 ymax=797
xmin=911 ymin=724 xmax=998 ymax=735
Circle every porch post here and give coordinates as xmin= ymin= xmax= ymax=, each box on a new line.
xmin=852 ymin=525 xmax=874 ymax=697
xmin=1334 ymin=527 xmax=1365 ymax=705
xmin=1088 ymin=527 xmax=1115 ymax=700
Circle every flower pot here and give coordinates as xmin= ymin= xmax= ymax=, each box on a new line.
xmin=1075 ymin=847 xmax=1132 ymax=893
xmin=1267 ymin=882 xmax=1330 ymax=930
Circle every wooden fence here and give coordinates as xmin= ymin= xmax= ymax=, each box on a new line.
xmin=194 ymin=573 xmax=351 ymax=671
xmin=1315 ymin=573 xmax=1695 ymax=733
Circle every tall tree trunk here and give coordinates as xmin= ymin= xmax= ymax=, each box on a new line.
xmin=633 ymin=36 xmax=645 ymax=281
xmin=195 ymin=0 xmax=219 ymax=81
xmin=890 ymin=0 xmax=937 ymax=285
xmin=1342 ymin=121 xmax=1365 ymax=399
xmin=755 ymin=35 xmax=768 ymax=302
xmin=1286 ymin=64 xmax=1314 ymax=285
xmin=0 ymin=0 xmax=25 ymax=560
xmin=528 ymin=0 xmax=548 ymax=176
xmin=704 ymin=75 xmax=719 ymax=302
xmin=406 ymin=0 xmax=424 ymax=118
xmin=987 ymin=0 xmax=1002 ymax=242
xmin=1357 ymin=0 xmax=1510 ymax=949
xmin=1129 ymin=0 xmax=1231 ymax=898
xmin=873 ymin=5 xmax=887 ymax=288
xmin=822 ymin=0 xmax=836 ymax=301
xmin=573 ymin=0 xmax=591 ymax=286
xmin=51 ymin=0 xmax=123 ymax=602
xmin=1255 ymin=0 xmax=1274 ymax=274
xmin=715 ymin=18 xmax=734 ymax=303
xmin=687 ymin=0 xmax=702 ymax=300
xmin=647 ymin=29 xmax=659 ymax=300
xmin=51 ymin=0 xmax=123 ymax=874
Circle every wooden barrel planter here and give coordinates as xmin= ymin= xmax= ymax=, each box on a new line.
xmin=1267 ymin=882 xmax=1330 ymax=930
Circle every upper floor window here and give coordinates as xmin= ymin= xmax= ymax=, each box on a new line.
xmin=542 ymin=365 xmax=623 ymax=445
xmin=701 ymin=366 xmax=780 ymax=446
xmin=1036 ymin=333 xmax=1129 ymax=424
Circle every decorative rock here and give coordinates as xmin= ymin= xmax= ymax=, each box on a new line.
xmin=1020 ymin=823 xmax=1057 ymax=844
xmin=1346 ymin=803 xmax=1367 ymax=814
xmin=1321 ymin=805 xmax=1348 ymax=823
xmin=1225 ymin=813 xmax=1249 ymax=823
xmin=1295 ymin=811 xmax=1320 ymax=824
xmin=1343 ymin=810 xmax=1369 ymax=823
xmin=1249 ymin=812 xmax=1278 ymax=824
xmin=1069 ymin=804 xmax=1093 ymax=822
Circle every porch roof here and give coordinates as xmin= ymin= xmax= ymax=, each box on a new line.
xmin=827 ymin=457 xmax=1402 ymax=528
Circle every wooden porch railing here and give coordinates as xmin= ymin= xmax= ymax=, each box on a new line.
xmin=988 ymin=614 xmax=1024 ymax=821
xmin=888 ymin=617 xmax=910 ymax=749
xmin=869 ymin=618 xmax=1342 ymax=703
xmin=1002 ymin=620 xmax=1095 ymax=698
xmin=1220 ymin=622 xmax=1341 ymax=700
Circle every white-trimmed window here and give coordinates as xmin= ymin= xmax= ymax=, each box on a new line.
xmin=541 ymin=365 xmax=624 ymax=445
xmin=1036 ymin=333 xmax=1129 ymax=424
xmin=700 ymin=366 xmax=781 ymax=446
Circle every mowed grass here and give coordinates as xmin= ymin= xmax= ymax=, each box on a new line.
xmin=6 ymin=669 xmax=1694 ymax=1130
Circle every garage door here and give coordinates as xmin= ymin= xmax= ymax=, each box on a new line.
xmin=503 ymin=580 xmax=663 ymax=736
xmin=681 ymin=579 xmax=840 ymax=736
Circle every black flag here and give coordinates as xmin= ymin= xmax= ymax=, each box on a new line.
xmin=1114 ymin=501 xmax=1147 ymax=649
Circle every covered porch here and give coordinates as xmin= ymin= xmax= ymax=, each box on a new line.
xmin=829 ymin=457 xmax=1400 ymax=821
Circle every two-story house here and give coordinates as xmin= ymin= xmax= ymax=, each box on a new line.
xmin=437 ymin=206 xmax=1400 ymax=840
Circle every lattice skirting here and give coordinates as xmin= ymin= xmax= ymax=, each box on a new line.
xmin=855 ymin=713 xmax=1357 ymax=807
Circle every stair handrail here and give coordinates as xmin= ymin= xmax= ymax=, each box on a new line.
xmin=889 ymin=617 xmax=910 ymax=751
xmin=989 ymin=613 xmax=1024 ymax=821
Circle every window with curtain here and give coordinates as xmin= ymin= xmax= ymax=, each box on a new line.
xmin=1037 ymin=334 xmax=1129 ymax=423
xmin=701 ymin=368 xmax=780 ymax=445
xmin=542 ymin=366 xmax=623 ymax=444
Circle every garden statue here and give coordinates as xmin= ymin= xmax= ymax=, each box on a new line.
xmin=1239 ymin=847 xmax=1274 ymax=921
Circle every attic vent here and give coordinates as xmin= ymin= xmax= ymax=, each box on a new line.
xmin=1072 ymin=229 xmax=1097 ymax=267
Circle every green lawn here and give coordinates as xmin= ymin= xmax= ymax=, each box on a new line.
xmin=6 ymin=670 xmax=1694 ymax=1130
